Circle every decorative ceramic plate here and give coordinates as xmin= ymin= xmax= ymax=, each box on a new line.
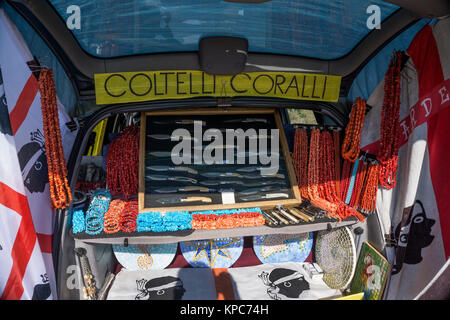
xmin=180 ymin=237 xmax=244 ymax=268
xmin=112 ymin=243 xmax=178 ymax=270
xmin=315 ymin=227 xmax=356 ymax=289
xmin=253 ymin=233 xmax=313 ymax=264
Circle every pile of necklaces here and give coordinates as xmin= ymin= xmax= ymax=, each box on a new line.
xmin=190 ymin=208 xmax=265 ymax=229
xmin=72 ymin=191 xmax=265 ymax=235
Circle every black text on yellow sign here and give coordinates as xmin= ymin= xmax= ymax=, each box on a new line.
xmin=94 ymin=70 xmax=342 ymax=105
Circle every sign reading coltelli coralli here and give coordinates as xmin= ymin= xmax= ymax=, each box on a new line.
xmin=94 ymin=70 xmax=341 ymax=105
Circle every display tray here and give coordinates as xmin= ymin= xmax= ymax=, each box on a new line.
xmin=139 ymin=108 xmax=301 ymax=213
xmin=70 ymin=216 xmax=358 ymax=245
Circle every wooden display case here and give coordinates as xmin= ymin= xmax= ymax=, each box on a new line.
xmin=138 ymin=107 xmax=301 ymax=213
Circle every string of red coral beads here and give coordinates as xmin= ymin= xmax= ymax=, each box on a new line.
xmin=377 ymin=50 xmax=403 ymax=189
xmin=39 ymin=69 xmax=72 ymax=209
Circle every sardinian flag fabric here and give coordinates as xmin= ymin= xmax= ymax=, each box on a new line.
xmin=360 ymin=18 xmax=450 ymax=299
xmin=0 ymin=9 xmax=76 ymax=300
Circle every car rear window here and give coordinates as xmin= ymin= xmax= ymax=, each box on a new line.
xmin=48 ymin=0 xmax=399 ymax=59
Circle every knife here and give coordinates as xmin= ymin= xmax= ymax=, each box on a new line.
xmin=223 ymin=118 xmax=269 ymax=124
xmin=236 ymin=166 xmax=265 ymax=173
xmin=153 ymin=186 xmax=215 ymax=193
xmin=242 ymin=173 xmax=285 ymax=179
xmin=147 ymin=175 xmax=198 ymax=184
xmin=200 ymin=172 xmax=243 ymax=178
xmin=199 ymin=180 xmax=246 ymax=186
xmin=240 ymin=193 xmax=289 ymax=201
xmin=239 ymin=186 xmax=288 ymax=195
xmin=153 ymin=187 xmax=179 ymax=194
xmin=193 ymin=144 xmax=237 ymax=151
xmin=243 ymin=180 xmax=287 ymax=187
xmin=153 ymin=120 xmax=206 ymax=125
xmin=148 ymin=165 xmax=198 ymax=175
xmin=148 ymin=151 xmax=172 ymax=157
xmin=178 ymin=186 xmax=215 ymax=192
xmin=148 ymin=134 xmax=199 ymax=142
xmin=156 ymin=196 xmax=212 ymax=204
xmin=147 ymin=152 xmax=203 ymax=162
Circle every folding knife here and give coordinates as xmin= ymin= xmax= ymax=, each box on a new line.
xmin=148 ymin=165 xmax=198 ymax=175
xmin=240 ymin=193 xmax=289 ymax=201
xmin=156 ymin=196 xmax=212 ymax=204
xmin=146 ymin=175 xmax=197 ymax=184
xmin=200 ymin=172 xmax=243 ymax=178
xmin=223 ymin=118 xmax=269 ymax=124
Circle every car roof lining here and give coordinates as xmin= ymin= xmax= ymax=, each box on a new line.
xmin=7 ymin=0 xmax=448 ymax=100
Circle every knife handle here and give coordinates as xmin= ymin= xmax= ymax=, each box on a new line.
xmin=267 ymin=210 xmax=289 ymax=225
xmin=184 ymin=197 xmax=212 ymax=203
xmin=276 ymin=208 xmax=299 ymax=224
xmin=289 ymin=208 xmax=314 ymax=222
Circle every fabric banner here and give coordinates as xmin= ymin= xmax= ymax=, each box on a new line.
xmin=107 ymin=262 xmax=339 ymax=300
xmin=0 ymin=8 xmax=77 ymax=300
xmin=358 ymin=19 xmax=450 ymax=299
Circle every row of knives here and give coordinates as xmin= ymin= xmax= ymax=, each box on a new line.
xmin=261 ymin=205 xmax=327 ymax=227
xmin=152 ymin=192 xmax=292 ymax=205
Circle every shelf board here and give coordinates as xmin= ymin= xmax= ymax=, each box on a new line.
xmin=72 ymin=217 xmax=358 ymax=245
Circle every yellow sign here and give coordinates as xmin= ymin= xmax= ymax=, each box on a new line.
xmin=94 ymin=70 xmax=341 ymax=105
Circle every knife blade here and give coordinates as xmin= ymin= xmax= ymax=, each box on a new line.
xmin=148 ymin=151 xmax=172 ymax=157
xmin=242 ymin=173 xmax=285 ymax=179
xmin=148 ymin=134 xmax=199 ymax=142
xmin=146 ymin=175 xmax=197 ymax=184
xmin=153 ymin=120 xmax=206 ymax=125
xmin=153 ymin=186 xmax=215 ymax=193
xmin=223 ymin=118 xmax=269 ymax=124
xmin=199 ymin=180 xmax=245 ymax=186
xmin=193 ymin=144 xmax=237 ymax=151
xmin=148 ymin=165 xmax=198 ymax=175
xmin=236 ymin=166 xmax=265 ymax=173
xmin=239 ymin=186 xmax=288 ymax=195
xmin=200 ymin=172 xmax=243 ymax=178
xmin=153 ymin=187 xmax=179 ymax=194
xmin=243 ymin=180 xmax=287 ymax=187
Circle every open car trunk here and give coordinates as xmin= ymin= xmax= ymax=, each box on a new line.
xmin=0 ymin=0 xmax=449 ymax=301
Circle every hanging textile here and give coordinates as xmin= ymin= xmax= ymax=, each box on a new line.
xmin=358 ymin=19 xmax=450 ymax=299
xmin=0 ymin=9 xmax=77 ymax=299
